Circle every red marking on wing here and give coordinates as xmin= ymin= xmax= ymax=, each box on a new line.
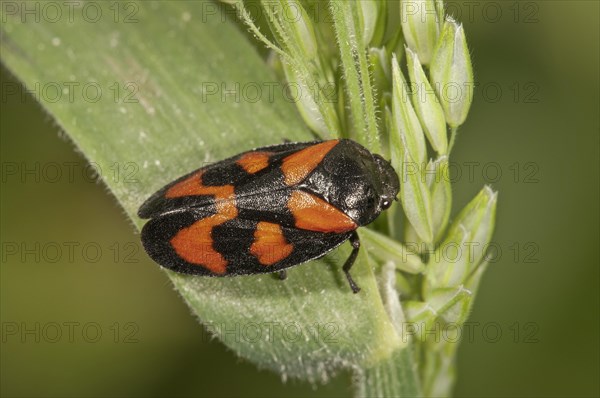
xmin=165 ymin=171 xmax=235 ymax=199
xmin=250 ymin=222 xmax=294 ymax=266
xmin=281 ymin=140 xmax=339 ymax=186
xmin=167 ymin=171 xmax=238 ymax=274
xmin=236 ymin=151 xmax=272 ymax=174
xmin=288 ymin=190 xmax=357 ymax=233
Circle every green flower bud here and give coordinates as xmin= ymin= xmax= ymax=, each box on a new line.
xmin=403 ymin=156 xmax=450 ymax=248
xmin=426 ymin=286 xmax=471 ymax=324
xmin=406 ymin=285 xmax=471 ymax=322
xmin=281 ymin=61 xmax=328 ymax=136
xmin=430 ymin=17 xmax=474 ymax=127
xmin=359 ymin=0 xmax=377 ymax=46
xmin=398 ymin=146 xmax=434 ymax=244
xmin=406 ymin=47 xmax=448 ymax=155
xmin=281 ymin=0 xmax=318 ymax=60
xmin=359 ymin=0 xmax=387 ymax=47
xmin=425 ymin=186 xmax=497 ymax=291
xmin=404 ymin=223 xmax=423 ymax=253
xmin=390 ymin=53 xmax=426 ymax=164
xmin=404 ymin=286 xmax=472 ymax=341
xmin=390 ymin=54 xmax=433 ymax=244
xmin=360 ymin=227 xmax=425 ymax=274
xmin=400 ymin=0 xmax=443 ymax=65
xmin=426 ymin=156 xmax=452 ymax=241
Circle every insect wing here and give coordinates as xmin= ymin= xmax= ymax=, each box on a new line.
xmin=141 ymin=211 xmax=352 ymax=276
xmin=137 ymin=141 xmax=316 ymax=219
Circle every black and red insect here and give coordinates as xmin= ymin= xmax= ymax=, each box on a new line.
xmin=138 ymin=139 xmax=399 ymax=293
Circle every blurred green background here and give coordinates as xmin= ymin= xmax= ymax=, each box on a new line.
xmin=1 ymin=1 xmax=598 ymax=397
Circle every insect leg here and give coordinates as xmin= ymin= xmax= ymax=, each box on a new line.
xmin=343 ymin=231 xmax=361 ymax=294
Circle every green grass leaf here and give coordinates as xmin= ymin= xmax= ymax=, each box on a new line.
xmin=1 ymin=1 xmax=402 ymax=382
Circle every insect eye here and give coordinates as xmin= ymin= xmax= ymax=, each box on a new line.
xmin=381 ymin=199 xmax=391 ymax=209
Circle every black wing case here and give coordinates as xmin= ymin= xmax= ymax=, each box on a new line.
xmin=140 ymin=212 xmax=351 ymax=276
xmin=138 ymin=141 xmax=317 ymax=219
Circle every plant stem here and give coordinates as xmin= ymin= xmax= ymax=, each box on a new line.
xmin=352 ymin=261 xmax=423 ymax=397
xmin=447 ymin=126 xmax=459 ymax=154
xmin=330 ymin=0 xmax=381 ymax=152
xmin=357 ymin=347 xmax=422 ymax=398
